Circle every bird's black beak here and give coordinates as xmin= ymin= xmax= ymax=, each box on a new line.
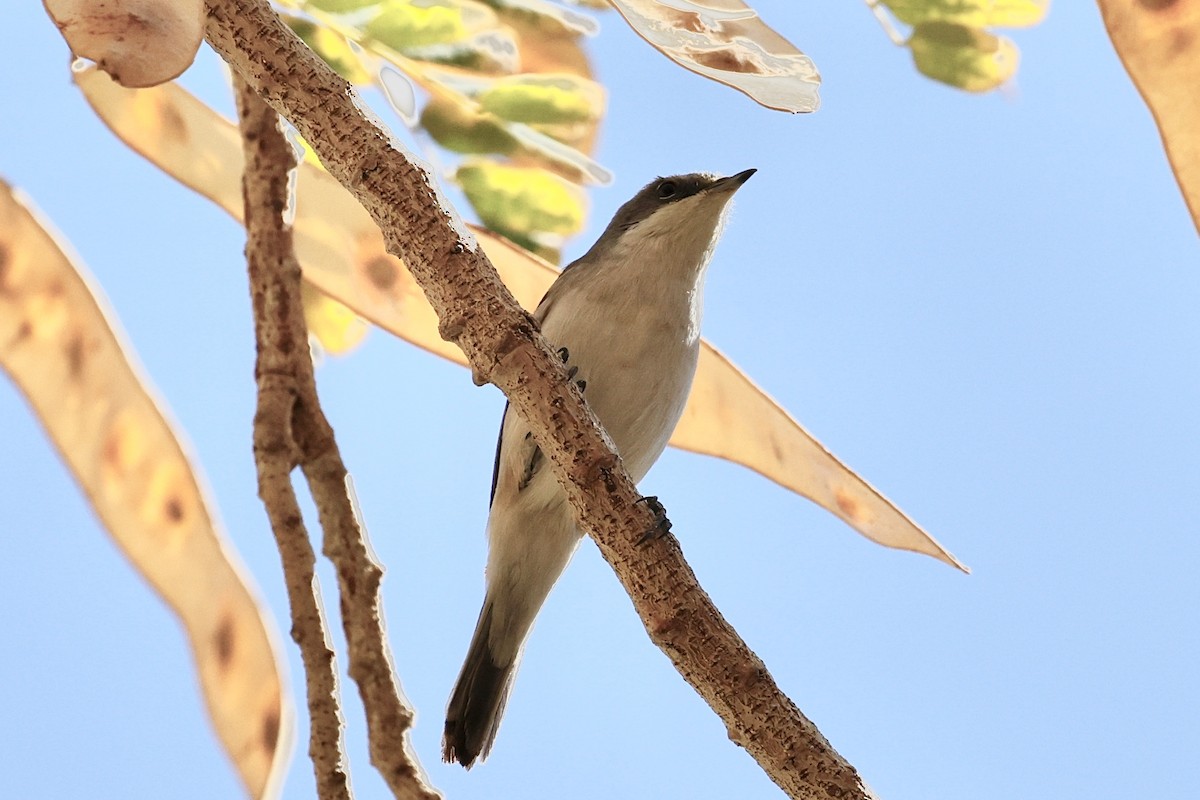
xmin=710 ymin=168 xmax=757 ymax=193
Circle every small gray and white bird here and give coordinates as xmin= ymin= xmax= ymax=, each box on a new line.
xmin=443 ymin=169 xmax=756 ymax=767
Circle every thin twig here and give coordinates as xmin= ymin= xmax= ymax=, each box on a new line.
xmin=237 ymin=75 xmax=353 ymax=800
xmin=235 ymin=74 xmax=440 ymax=800
xmin=208 ymin=1 xmax=875 ymax=796
xmin=296 ymin=387 xmax=441 ymax=800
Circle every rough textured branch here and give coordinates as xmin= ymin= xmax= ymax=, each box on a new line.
xmin=235 ymin=75 xmax=439 ymax=800
xmin=238 ymin=74 xmax=352 ymax=800
xmin=207 ymin=1 xmax=873 ymax=796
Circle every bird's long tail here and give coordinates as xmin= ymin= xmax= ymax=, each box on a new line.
xmin=443 ymin=600 xmax=518 ymax=768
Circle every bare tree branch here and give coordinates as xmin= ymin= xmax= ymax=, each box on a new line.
xmin=208 ymin=1 xmax=874 ymax=796
xmin=235 ymin=74 xmax=439 ymax=800
xmin=296 ymin=359 xmax=442 ymax=796
xmin=237 ymin=74 xmax=353 ymax=800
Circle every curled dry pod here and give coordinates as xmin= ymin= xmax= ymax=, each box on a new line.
xmin=44 ymin=0 xmax=204 ymax=87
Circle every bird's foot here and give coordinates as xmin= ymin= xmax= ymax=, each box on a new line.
xmin=635 ymin=495 xmax=672 ymax=545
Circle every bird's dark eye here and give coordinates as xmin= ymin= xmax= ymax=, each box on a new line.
xmin=657 ymin=181 xmax=677 ymax=200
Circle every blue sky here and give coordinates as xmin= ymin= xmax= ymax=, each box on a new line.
xmin=2 ymin=3 xmax=1198 ymax=799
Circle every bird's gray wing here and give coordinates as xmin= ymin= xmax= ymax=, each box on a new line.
xmin=490 ymin=402 xmax=547 ymax=507
xmin=489 ymin=265 xmax=592 ymax=508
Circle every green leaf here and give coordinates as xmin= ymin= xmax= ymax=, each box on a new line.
xmin=286 ymin=17 xmax=373 ymax=83
xmin=420 ymin=98 xmax=518 ymax=154
xmin=456 ymin=160 xmax=585 ymax=238
xmin=883 ymin=0 xmax=1048 ymax=28
xmin=302 ymin=282 xmax=370 ymax=355
xmin=364 ymin=0 xmax=498 ymax=51
xmin=477 ymin=74 xmax=604 ymax=124
xmin=909 ymin=21 xmax=1018 ymax=92
xmin=400 ymin=28 xmax=519 ymax=73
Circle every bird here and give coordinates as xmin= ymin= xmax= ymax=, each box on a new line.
xmin=443 ymin=169 xmax=756 ymax=768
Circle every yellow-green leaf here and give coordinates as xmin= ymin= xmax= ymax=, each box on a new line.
xmin=420 ymin=97 xmax=518 ymax=154
xmin=909 ymin=21 xmax=1018 ymax=92
xmin=883 ymin=0 xmax=1048 ymax=28
xmin=286 ymin=17 xmax=373 ymax=83
xmin=455 ymin=160 xmax=585 ymax=238
xmin=477 ymin=73 xmax=604 ymax=125
xmin=302 ymin=282 xmax=370 ymax=354
xmin=292 ymin=3 xmax=608 ymax=182
xmin=365 ymin=0 xmax=497 ymax=50
xmin=401 ymin=28 xmax=520 ymax=73
xmin=290 ymin=133 xmax=327 ymax=171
